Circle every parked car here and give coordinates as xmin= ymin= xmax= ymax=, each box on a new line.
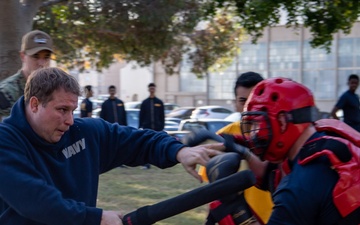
xmin=164 ymin=121 xmax=180 ymax=131
xmin=128 ymin=111 xmax=178 ymax=130
xmin=224 ymin=112 xmax=241 ymax=122
xmin=167 ymin=118 xmax=232 ymax=142
xmin=165 ymin=117 xmax=182 ymax=125
xmin=126 ymin=109 xmax=140 ymax=128
xmin=190 ymin=105 xmax=233 ymax=119
xmin=164 ymin=103 xmax=180 ymax=115
xmin=125 ymin=101 xmax=180 ymax=115
xmin=91 ymin=108 xmax=139 ymax=128
xmin=166 ymin=106 xmax=196 ymax=119
xmin=178 ymin=118 xmax=232 ymax=133
xmin=92 ymin=108 xmax=101 ymax=118
xmin=125 ymin=101 xmax=142 ymax=110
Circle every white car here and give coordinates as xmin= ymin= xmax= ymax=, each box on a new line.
xmin=190 ymin=105 xmax=233 ymax=119
xmin=125 ymin=101 xmax=142 ymax=110
xmin=224 ymin=112 xmax=241 ymax=122
xmin=166 ymin=118 xmax=232 ymax=143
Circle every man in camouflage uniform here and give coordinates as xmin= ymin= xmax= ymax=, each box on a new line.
xmin=0 ymin=30 xmax=53 ymax=120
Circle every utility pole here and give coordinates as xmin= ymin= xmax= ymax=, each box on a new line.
xmin=206 ymin=71 xmax=210 ymax=105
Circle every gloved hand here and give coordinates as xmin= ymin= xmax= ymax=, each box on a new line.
xmin=182 ymin=128 xmax=224 ymax=146
xmin=183 ymin=128 xmax=252 ymax=160
xmin=221 ymin=134 xmax=252 ymax=161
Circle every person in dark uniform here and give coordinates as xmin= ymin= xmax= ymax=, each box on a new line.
xmin=0 ymin=30 xmax=53 ymax=121
xmin=139 ymin=83 xmax=165 ymax=169
xmin=80 ymin=85 xmax=93 ymax=118
xmin=331 ymin=74 xmax=360 ymax=132
xmin=100 ymin=85 xmax=127 ymax=125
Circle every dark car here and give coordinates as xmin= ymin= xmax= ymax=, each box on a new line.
xmin=164 ymin=103 xmax=180 ymax=115
xmin=123 ymin=109 xmax=180 ymax=131
xmin=166 ymin=106 xmax=196 ymax=119
xmin=167 ymin=118 xmax=232 ymax=143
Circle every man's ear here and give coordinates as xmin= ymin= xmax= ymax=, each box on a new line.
xmin=20 ymin=51 xmax=26 ymax=62
xmin=29 ymin=97 xmax=40 ymax=112
xmin=277 ymin=112 xmax=287 ymax=133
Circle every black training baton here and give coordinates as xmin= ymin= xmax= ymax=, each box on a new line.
xmin=122 ymin=170 xmax=256 ymax=225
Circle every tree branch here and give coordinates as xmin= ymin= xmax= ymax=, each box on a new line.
xmin=93 ymin=29 xmax=126 ymax=39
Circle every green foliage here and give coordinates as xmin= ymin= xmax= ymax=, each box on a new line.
xmin=206 ymin=0 xmax=360 ymax=52
xmin=34 ymin=0 xmax=203 ymax=72
xmin=32 ymin=0 xmax=243 ymax=75
xmin=188 ymin=8 xmax=242 ymax=77
xmin=32 ymin=0 xmax=360 ymax=75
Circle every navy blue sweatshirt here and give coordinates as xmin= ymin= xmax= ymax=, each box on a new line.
xmin=0 ymin=97 xmax=185 ymax=225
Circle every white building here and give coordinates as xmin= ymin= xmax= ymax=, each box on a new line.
xmin=77 ymin=21 xmax=360 ymax=113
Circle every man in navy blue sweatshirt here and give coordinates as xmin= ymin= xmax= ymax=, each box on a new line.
xmin=0 ymin=67 xmax=223 ymax=225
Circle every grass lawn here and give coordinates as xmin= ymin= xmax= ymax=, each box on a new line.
xmin=97 ymin=164 xmax=209 ymax=225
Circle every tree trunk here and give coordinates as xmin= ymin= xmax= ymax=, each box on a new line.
xmin=0 ymin=0 xmax=42 ymax=80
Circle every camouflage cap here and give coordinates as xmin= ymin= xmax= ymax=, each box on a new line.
xmin=21 ymin=30 xmax=53 ymax=55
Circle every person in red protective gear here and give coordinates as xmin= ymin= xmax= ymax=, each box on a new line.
xmin=240 ymin=77 xmax=360 ymax=224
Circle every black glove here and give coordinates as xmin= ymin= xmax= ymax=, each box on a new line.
xmin=183 ymin=128 xmax=252 ymax=160
xmin=222 ymin=134 xmax=252 ymax=161
xmin=182 ymin=128 xmax=224 ymax=146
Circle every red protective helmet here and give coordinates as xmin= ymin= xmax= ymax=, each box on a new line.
xmin=240 ymin=77 xmax=316 ymax=162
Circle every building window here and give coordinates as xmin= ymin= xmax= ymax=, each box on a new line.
xmin=303 ymin=70 xmax=336 ymax=100
xmin=270 ymin=41 xmax=300 ymax=71
xmin=238 ymin=43 xmax=268 ymax=71
xmin=179 ymin=52 xmax=207 ymax=92
xmin=180 ymin=72 xmax=206 ymax=92
xmin=339 ymin=38 xmax=360 ymax=68
xmin=303 ymin=42 xmax=336 ymax=69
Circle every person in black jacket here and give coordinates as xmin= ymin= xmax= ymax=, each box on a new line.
xmin=139 ymin=83 xmax=165 ymax=131
xmin=139 ymin=83 xmax=165 ymax=169
xmin=100 ymin=85 xmax=127 ymax=125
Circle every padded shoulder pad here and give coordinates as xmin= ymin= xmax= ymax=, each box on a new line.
xmin=299 ymin=137 xmax=352 ymax=163
xmin=315 ymin=119 xmax=360 ymax=147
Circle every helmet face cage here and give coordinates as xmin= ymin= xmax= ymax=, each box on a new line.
xmin=241 ymin=111 xmax=272 ymax=160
